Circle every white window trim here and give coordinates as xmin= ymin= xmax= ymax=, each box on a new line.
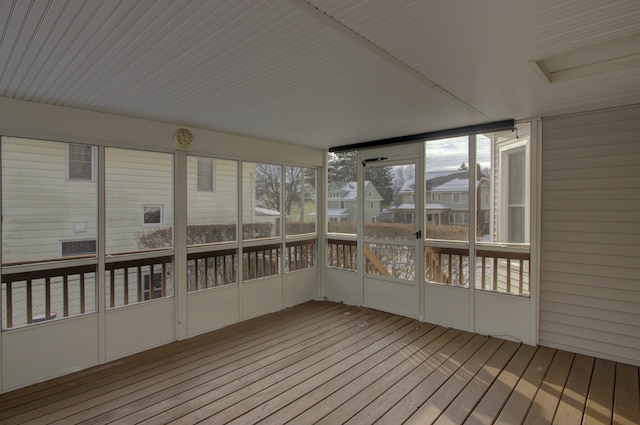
xmin=66 ymin=143 xmax=96 ymax=182
xmin=498 ymin=139 xmax=530 ymax=243
xmin=196 ymin=157 xmax=216 ymax=192
xmin=452 ymin=192 xmax=461 ymax=203
xmin=143 ymin=204 xmax=164 ymax=225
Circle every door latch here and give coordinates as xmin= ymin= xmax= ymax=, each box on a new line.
xmin=416 ymin=230 xmax=422 ymax=239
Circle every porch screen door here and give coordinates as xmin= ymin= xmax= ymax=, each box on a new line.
xmin=361 ymin=159 xmax=421 ymax=318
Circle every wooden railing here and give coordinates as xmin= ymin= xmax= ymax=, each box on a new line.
xmin=187 ymin=249 xmax=237 ymax=291
xmin=425 ymin=246 xmax=530 ymax=295
xmin=476 ymin=249 xmax=530 ymax=295
xmin=327 ymin=239 xmax=357 ymax=270
xmin=243 ymin=243 xmax=281 ymax=280
xmin=286 ymin=239 xmax=316 ymax=272
xmin=106 ymin=255 xmax=173 ymax=308
xmin=2 ymin=263 xmax=96 ymax=329
xmin=425 ymin=246 xmax=468 ymax=286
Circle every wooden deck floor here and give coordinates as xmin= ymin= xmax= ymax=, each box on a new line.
xmin=0 ymin=301 xmax=638 ymax=424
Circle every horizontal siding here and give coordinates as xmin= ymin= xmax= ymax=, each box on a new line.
xmin=540 ymin=105 xmax=640 ymax=366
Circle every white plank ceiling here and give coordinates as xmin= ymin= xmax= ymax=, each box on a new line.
xmin=1 ymin=0 xmax=639 ymax=149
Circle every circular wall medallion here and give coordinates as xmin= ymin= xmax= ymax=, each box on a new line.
xmin=174 ymin=128 xmax=194 ymax=149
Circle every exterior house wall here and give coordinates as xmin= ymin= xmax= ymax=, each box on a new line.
xmin=540 ymin=104 xmax=640 ymax=366
xmin=186 ymin=156 xmax=239 ymax=231
xmin=2 ymin=138 xmax=97 ymax=263
xmin=105 ymin=148 xmax=174 ymax=253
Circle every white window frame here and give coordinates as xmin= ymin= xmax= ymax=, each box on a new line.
xmin=498 ymin=139 xmax=530 ymax=243
xmin=142 ymin=268 xmax=163 ymax=301
xmin=143 ymin=204 xmax=163 ymax=225
xmin=452 ymin=192 xmax=461 ymax=203
xmin=67 ymin=143 xmax=95 ymax=182
xmin=196 ymin=157 xmax=215 ymax=192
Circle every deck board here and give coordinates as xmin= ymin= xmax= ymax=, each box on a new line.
xmin=0 ymin=301 xmax=637 ymax=425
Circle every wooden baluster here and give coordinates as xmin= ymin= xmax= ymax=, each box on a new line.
xmin=137 ymin=265 xmax=142 ymax=302
xmin=519 ymin=259 xmax=524 ymax=294
xmin=481 ymin=257 xmax=486 ymax=290
xmin=27 ymin=279 xmax=33 ymax=324
xmin=6 ymin=282 xmax=13 ymax=328
xmin=45 ymin=277 xmax=51 ymax=320
xmin=209 ymin=256 xmax=215 ymax=287
xmin=298 ymin=244 xmax=302 ymax=269
xmin=492 ymin=257 xmax=498 ymax=291
xmin=342 ymin=244 xmax=347 ymax=269
xmin=221 ymin=255 xmax=227 ymax=285
xmin=506 ymin=258 xmax=512 ymax=293
xmin=350 ymin=245 xmax=355 ymax=270
xmin=63 ymin=275 xmax=69 ymax=318
xmin=161 ymin=262 xmax=166 ymax=297
xmin=425 ymin=251 xmax=430 ymax=281
xmin=447 ymin=254 xmax=452 ymax=285
xmin=194 ymin=258 xmax=199 ymax=291
xmin=80 ymin=273 xmax=86 ymax=314
xmin=124 ymin=267 xmax=129 ymax=305
xmin=110 ymin=270 xmax=116 ymax=307
xmin=160 ymin=262 xmax=167 ymax=298
xmin=458 ymin=255 xmax=464 ymax=286
xmin=328 ymin=242 xmax=334 ymax=267
xmin=264 ymin=250 xmax=268 ymax=277
xmin=230 ymin=253 xmax=235 ymax=283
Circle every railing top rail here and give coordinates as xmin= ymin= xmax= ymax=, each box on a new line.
xmin=243 ymin=243 xmax=281 ymax=253
xmin=327 ymin=238 xmax=357 ymax=246
xmin=2 ymin=254 xmax=95 ymax=268
xmin=105 ymin=255 xmax=174 ymax=270
xmin=2 ymin=264 xmax=97 ymax=283
xmin=187 ymin=249 xmax=237 ymax=260
xmin=285 ymin=239 xmax=317 ymax=247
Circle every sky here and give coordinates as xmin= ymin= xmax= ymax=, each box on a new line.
xmin=425 ymin=135 xmax=491 ymax=172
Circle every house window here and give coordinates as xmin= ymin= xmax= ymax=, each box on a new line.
xmin=60 ymin=239 xmax=96 ymax=256
xmin=506 ymin=148 xmax=526 ymax=243
xmin=67 ymin=144 xmax=94 ymax=181
xmin=427 ymin=214 xmax=433 ymax=222
xmin=452 ymin=213 xmax=469 ymax=225
xmin=196 ymin=157 xmax=215 ymax=192
xmin=142 ymin=269 xmax=163 ymax=301
xmin=340 ymin=201 xmax=345 ymax=209
xmin=370 ymin=201 xmax=374 ymax=209
xmin=452 ymin=192 xmax=461 ymax=203
xmin=143 ymin=205 xmax=163 ymax=225
xmin=430 ymin=193 xmax=442 ymax=201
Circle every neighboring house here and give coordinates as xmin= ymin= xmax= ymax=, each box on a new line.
xmin=327 ymin=181 xmax=382 ymax=224
xmin=425 ymin=167 xmax=490 ymax=231
xmin=388 ymin=179 xmax=417 ymax=223
xmin=287 ymin=182 xmax=317 ymax=224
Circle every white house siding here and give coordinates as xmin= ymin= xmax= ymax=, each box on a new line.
xmin=186 ymin=156 xmax=238 ymax=232
xmin=540 ymin=105 xmax=640 ymax=366
xmin=105 ymin=148 xmax=174 ymax=253
xmin=2 ymin=138 xmax=97 ymax=263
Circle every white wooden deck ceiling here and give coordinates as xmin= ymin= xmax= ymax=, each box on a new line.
xmin=1 ymin=0 xmax=639 ymax=148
